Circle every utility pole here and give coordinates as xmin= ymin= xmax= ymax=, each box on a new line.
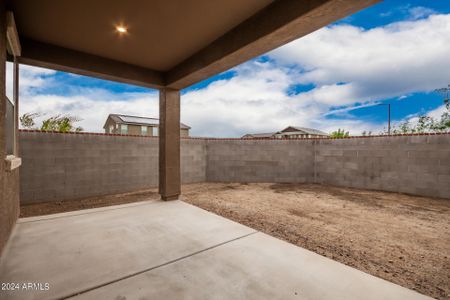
xmin=388 ymin=103 xmax=391 ymax=135
xmin=378 ymin=103 xmax=391 ymax=135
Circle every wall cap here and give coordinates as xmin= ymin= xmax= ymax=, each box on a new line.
xmin=19 ymin=129 xmax=450 ymax=141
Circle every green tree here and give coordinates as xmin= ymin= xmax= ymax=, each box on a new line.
xmin=20 ymin=112 xmax=83 ymax=132
xmin=20 ymin=112 xmax=41 ymax=129
xmin=392 ymin=120 xmax=413 ymax=134
xmin=330 ymin=128 xmax=349 ymax=138
xmin=40 ymin=115 xmax=83 ymax=132
xmin=392 ymin=102 xmax=449 ymax=134
xmin=432 ymin=98 xmax=450 ymax=131
xmin=389 ymin=85 xmax=450 ymax=134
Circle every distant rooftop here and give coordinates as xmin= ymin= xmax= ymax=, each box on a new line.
xmin=242 ymin=132 xmax=276 ymax=138
xmin=105 ymin=114 xmax=191 ymax=129
xmin=243 ymin=126 xmax=329 ymax=139
xmin=281 ymin=126 xmax=329 ymax=136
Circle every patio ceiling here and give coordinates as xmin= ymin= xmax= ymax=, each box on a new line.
xmin=7 ymin=0 xmax=379 ymax=89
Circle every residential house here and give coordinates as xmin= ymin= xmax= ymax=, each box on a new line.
xmin=242 ymin=126 xmax=329 ymax=139
xmin=241 ymin=132 xmax=277 ymax=139
xmin=276 ymin=126 xmax=329 ymax=138
xmin=103 ymin=114 xmax=191 ymax=137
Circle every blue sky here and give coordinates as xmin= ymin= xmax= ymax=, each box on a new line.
xmin=12 ymin=0 xmax=450 ymax=137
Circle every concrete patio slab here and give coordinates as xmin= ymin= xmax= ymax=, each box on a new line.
xmin=0 ymin=200 xmax=255 ymax=300
xmin=70 ymin=232 xmax=433 ymax=300
xmin=0 ymin=200 xmax=432 ymax=300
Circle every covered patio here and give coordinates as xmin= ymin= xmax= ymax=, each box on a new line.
xmin=0 ymin=0 xmax=434 ymax=299
xmin=0 ymin=200 xmax=432 ymax=300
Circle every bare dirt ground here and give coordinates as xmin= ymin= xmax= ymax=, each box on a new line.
xmin=20 ymin=189 xmax=160 ymax=217
xmin=21 ymin=183 xmax=450 ymax=299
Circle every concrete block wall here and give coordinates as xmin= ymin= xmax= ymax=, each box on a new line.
xmin=19 ymin=131 xmax=206 ymax=204
xmin=206 ymin=139 xmax=315 ymax=183
xmin=19 ymin=131 xmax=450 ymax=204
xmin=181 ymin=139 xmax=207 ymax=183
xmin=314 ymin=135 xmax=450 ymax=199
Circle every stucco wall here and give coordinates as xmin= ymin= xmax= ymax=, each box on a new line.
xmin=19 ymin=131 xmax=450 ymax=204
xmin=1 ymin=169 xmax=19 ymax=251
xmin=0 ymin=4 xmax=20 ymax=256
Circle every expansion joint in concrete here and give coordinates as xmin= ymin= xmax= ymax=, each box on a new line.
xmin=60 ymin=231 xmax=258 ymax=300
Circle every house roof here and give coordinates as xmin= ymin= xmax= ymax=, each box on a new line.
xmin=104 ymin=114 xmax=191 ymax=129
xmin=242 ymin=132 xmax=276 ymax=138
xmin=280 ymin=126 xmax=329 ymax=136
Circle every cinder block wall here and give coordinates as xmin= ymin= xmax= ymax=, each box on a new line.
xmin=181 ymin=139 xmax=207 ymax=183
xmin=19 ymin=131 xmax=206 ymax=204
xmin=314 ymin=135 xmax=450 ymax=199
xmin=206 ymin=139 xmax=315 ymax=183
xmin=19 ymin=131 xmax=450 ymax=204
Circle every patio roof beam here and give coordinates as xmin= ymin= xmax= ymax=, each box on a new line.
xmin=165 ymin=0 xmax=379 ymax=89
xmin=18 ymin=38 xmax=165 ymax=89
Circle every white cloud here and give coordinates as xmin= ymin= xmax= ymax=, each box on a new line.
xmin=13 ymin=64 xmax=56 ymax=93
xmin=380 ymin=5 xmax=436 ymax=20
xmin=408 ymin=6 xmax=436 ymax=20
xmin=426 ymin=104 xmax=448 ymax=120
xmin=20 ymin=92 xmax=158 ymax=132
xmin=391 ymin=103 xmax=448 ymax=132
xmin=19 ymin=61 xmax=379 ymax=136
xmin=270 ymin=13 xmax=450 ymax=103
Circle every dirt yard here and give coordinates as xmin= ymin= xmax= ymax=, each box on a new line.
xmin=21 ymin=183 xmax=450 ymax=299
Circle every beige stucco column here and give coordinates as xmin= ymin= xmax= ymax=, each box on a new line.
xmin=159 ymin=88 xmax=181 ymax=200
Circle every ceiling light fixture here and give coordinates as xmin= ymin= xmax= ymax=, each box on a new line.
xmin=115 ymin=25 xmax=127 ymax=34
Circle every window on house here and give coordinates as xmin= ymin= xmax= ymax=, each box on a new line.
xmin=152 ymin=127 xmax=158 ymax=136
xmin=120 ymin=124 xmax=128 ymax=134
xmin=141 ymin=126 xmax=147 ymax=135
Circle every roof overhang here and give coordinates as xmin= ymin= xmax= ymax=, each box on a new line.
xmin=6 ymin=11 xmax=21 ymax=56
xmin=7 ymin=0 xmax=380 ymax=90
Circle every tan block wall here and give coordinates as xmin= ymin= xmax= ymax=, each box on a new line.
xmin=206 ymin=139 xmax=314 ymax=183
xmin=314 ymin=135 xmax=450 ymax=198
xmin=19 ymin=131 xmax=206 ymax=204
xmin=18 ymin=132 xmax=450 ymax=205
